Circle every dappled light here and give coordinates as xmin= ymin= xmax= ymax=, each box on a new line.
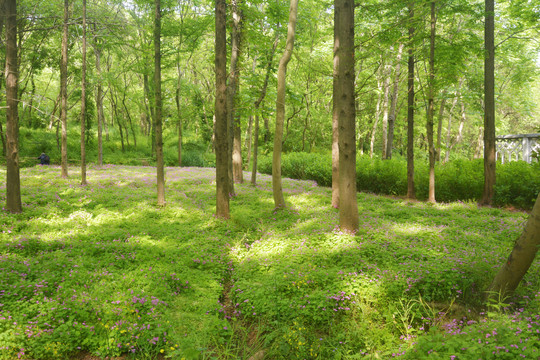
xmin=1 ymin=165 xmax=539 ymax=359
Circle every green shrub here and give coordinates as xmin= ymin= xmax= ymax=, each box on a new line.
xmin=494 ymin=161 xmax=540 ymax=209
xmin=257 ymin=152 xmax=540 ymax=209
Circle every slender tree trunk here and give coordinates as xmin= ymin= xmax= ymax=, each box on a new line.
xmin=154 ymin=0 xmax=165 ymax=206
xmin=233 ymin=115 xmax=243 ymax=183
xmin=331 ymin=64 xmax=340 ymax=208
xmin=176 ymin=61 xmax=183 ymax=166
xmin=370 ymin=78 xmax=382 ymax=159
xmin=335 ymin=0 xmax=358 ymax=233
xmin=444 ymin=80 xmax=462 ymax=163
xmin=229 ymin=0 xmax=244 ymax=185
xmin=435 ymin=91 xmax=447 ymax=162
xmin=273 ymin=0 xmax=299 ymax=209
xmin=122 ymin=90 xmax=137 ymax=148
xmin=143 ymin=73 xmax=155 ymax=153
xmin=60 ymin=0 xmax=69 ymax=178
xmin=386 ymin=44 xmax=404 ymax=160
xmin=110 ymin=90 xmax=124 ymax=152
xmin=263 ymin=116 xmax=269 ymax=143
xmin=488 ymin=192 xmax=540 ymax=300
xmin=0 ymin=3 xmax=5 ymax=157
xmin=94 ymin=34 xmax=104 ymax=166
xmin=252 ymin=33 xmax=279 ymax=185
xmin=124 ymin=121 xmax=130 ymax=148
xmin=407 ymin=2 xmax=416 ymax=200
xmin=215 ymin=0 xmax=230 ymax=218
xmin=245 ymin=115 xmax=253 ymax=170
xmin=481 ymin=0 xmax=496 ymax=206
xmin=426 ymin=1 xmax=436 ymax=203
xmin=5 ymin=0 xmax=22 ymax=213
xmin=251 ymin=114 xmax=260 ymax=185
xmin=80 ymin=0 xmax=87 ymax=185
xmin=0 ymin=70 xmax=6 ymax=157
xmin=381 ymin=65 xmax=391 ymax=159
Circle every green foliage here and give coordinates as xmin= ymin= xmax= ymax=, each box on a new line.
xmin=494 ymin=161 xmax=540 ymax=209
xmin=258 ymin=152 xmax=540 ymax=209
xmin=257 ymin=152 xmax=332 ymax=187
xmin=0 ymin=165 xmax=537 ymax=359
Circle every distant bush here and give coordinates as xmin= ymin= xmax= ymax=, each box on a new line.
xmin=494 ymin=161 xmax=540 ymax=209
xmin=257 ymin=152 xmax=332 ymax=186
xmin=257 ymin=152 xmax=540 ymax=209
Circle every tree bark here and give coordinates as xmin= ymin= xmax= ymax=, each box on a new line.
xmin=335 ymin=0 xmax=359 ymax=233
xmin=444 ymin=81 xmax=461 ymax=163
xmin=481 ymin=0 xmax=496 ymax=206
xmin=215 ymin=0 xmax=230 ymax=219
xmin=435 ymin=91 xmax=447 ymax=162
xmin=245 ymin=114 xmax=253 ymax=170
xmin=227 ymin=0 xmax=243 ymax=190
xmin=60 ymin=0 xmax=69 ymax=178
xmin=370 ymin=76 xmax=382 ymax=159
xmin=386 ymin=44 xmax=404 ymax=160
xmin=93 ymin=25 xmax=104 ymax=166
xmin=5 ymin=0 xmax=22 ymax=213
xmin=488 ymin=192 xmax=540 ymax=299
xmin=0 ymin=1 xmax=5 ymax=157
xmin=176 ymin=61 xmax=183 ymax=166
xmin=80 ymin=0 xmax=87 ymax=185
xmin=381 ymin=64 xmax=391 ymax=159
xmin=407 ymin=2 xmax=416 ymax=200
xmin=252 ymin=33 xmax=279 ymax=185
xmin=154 ymin=0 xmax=165 ymax=206
xmin=426 ymin=1 xmax=436 ymax=203
xmin=272 ymin=0 xmax=299 ymax=210
xmin=331 ymin=62 xmax=339 ymax=208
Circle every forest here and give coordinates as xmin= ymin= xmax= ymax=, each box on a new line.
xmin=1 ymin=0 xmax=540 ymax=358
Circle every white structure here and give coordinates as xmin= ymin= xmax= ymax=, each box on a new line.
xmin=496 ymin=133 xmax=540 ymax=164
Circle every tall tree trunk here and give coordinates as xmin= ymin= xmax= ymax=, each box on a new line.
xmin=386 ymin=44 xmax=404 ymax=160
xmin=121 ymin=88 xmax=137 ymax=148
xmin=370 ymin=77 xmax=382 ymax=159
xmin=481 ymin=0 xmax=496 ymax=206
xmin=154 ymin=0 xmax=165 ymax=206
xmin=215 ymin=0 xmax=230 ymax=219
xmin=381 ymin=65 xmax=391 ymax=159
xmin=331 ymin=63 xmax=340 ymax=208
xmin=80 ymin=0 xmax=87 ymax=185
xmin=435 ymin=91 xmax=447 ymax=162
xmin=0 ymin=1 xmax=5 ymax=157
xmin=335 ymin=0 xmax=358 ymax=233
xmin=143 ymin=73 xmax=155 ymax=153
xmin=444 ymin=80 xmax=462 ymax=163
xmin=245 ymin=115 xmax=253 ymax=170
xmin=252 ymin=33 xmax=279 ymax=185
xmin=0 ymin=71 xmax=6 ymax=157
xmin=407 ymin=2 xmax=416 ymax=200
xmin=5 ymin=0 xmax=21 ymax=213
xmin=426 ymin=1 xmax=436 ymax=203
xmin=60 ymin=0 xmax=69 ymax=178
xmin=273 ymin=0 xmax=299 ymax=210
xmin=228 ymin=0 xmax=244 ymax=186
xmin=488 ymin=192 xmax=540 ymax=300
xmin=111 ymin=92 xmax=125 ymax=152
xmin=233 ymin=115 xmax=243 ymax=183
xmin=176 ymin=61 xmax=183 ymax=166
xmin=251 ymin=114 xmax=260 ymax=185
xmin=94 ymin=26 xmax=104 ymax=166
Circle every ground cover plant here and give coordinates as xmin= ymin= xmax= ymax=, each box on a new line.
xmin=0 ymin=165 xmax=539 ymax=359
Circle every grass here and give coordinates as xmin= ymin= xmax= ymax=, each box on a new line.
xmin=0 ymin=164 xmax=539 ymax=359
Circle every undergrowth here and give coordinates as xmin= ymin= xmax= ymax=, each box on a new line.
xmin=0 ymin=165 xmax=538 ymax=359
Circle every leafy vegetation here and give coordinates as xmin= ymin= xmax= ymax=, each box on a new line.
xmin=1 ymin=165 xmax=538 ymax=359
xmin=257 ymin=152 xmax=540 ymax=210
